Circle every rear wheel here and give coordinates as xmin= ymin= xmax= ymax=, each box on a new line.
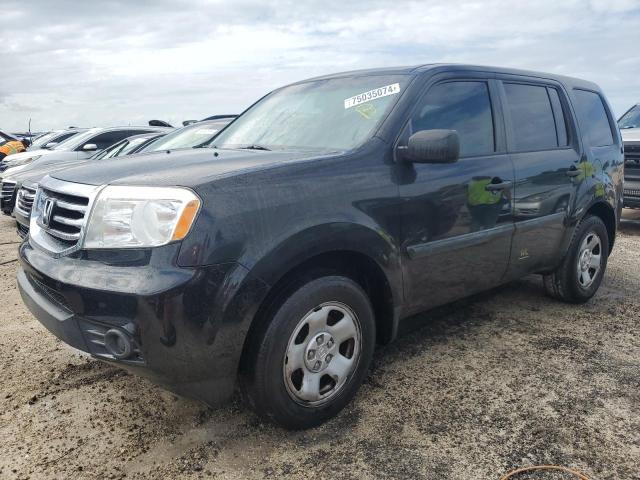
xmin=543 ymin=215 xmax=609 ymax=303
xmin=241 ymin=275 xmax=376 ymax=429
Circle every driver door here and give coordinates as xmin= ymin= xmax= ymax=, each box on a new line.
xmin=397 ymin=76 xmax=515 ymax=313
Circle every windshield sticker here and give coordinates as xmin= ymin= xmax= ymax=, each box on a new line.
xmin=355 ymin=103 xmax=376 ymax=119
xmin=344 ymin=83 xmax=400 ymax=109
xmin=195 ymin=129 xmax=219 ymax=135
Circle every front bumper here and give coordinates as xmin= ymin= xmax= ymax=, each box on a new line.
xmin=18 ymin=240 xmax=268 ymax=406
xmin=14 ymin=207 xmax=29 ymax=238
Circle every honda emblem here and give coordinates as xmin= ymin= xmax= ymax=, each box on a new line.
xmin=42 ymin=197 xmax=56 ymax=227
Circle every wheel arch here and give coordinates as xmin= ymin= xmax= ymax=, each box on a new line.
xmin=584 ymin=200 xmax=616 ymax=254
xmin=237 ymin=223 xmax=403 ymax=375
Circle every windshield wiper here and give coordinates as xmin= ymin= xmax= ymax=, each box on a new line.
xmin=620 ymin=125 xmax=636 ymax=129
xmin=237 ymin=144 xmax=271 ymax=151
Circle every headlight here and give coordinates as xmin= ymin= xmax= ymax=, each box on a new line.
xmin=83 ymin=186 xmax=201 ymax=248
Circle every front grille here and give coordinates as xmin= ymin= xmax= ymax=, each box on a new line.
xmin=625 ymin=144 xmax=640 ymax=163
xmin=16 ymin=222 xmax=29 ymax=239
xmin=15 ymin=185 xmax=36 ymax=217
xmin=38 ymin=187 xmax=90 ymax=247
xmin=0 ymin=180 xmax=16 ymax=207
xmin=624 ymin=188 xmax=640 ymax=198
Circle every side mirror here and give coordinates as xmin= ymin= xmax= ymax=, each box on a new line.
xmin=44 ymin=142 xmax=58 ymax=149
xmin=82 ymin=143 xmax=98 ymax=152
xmin=401 ymin=129 xmax=460 ymax=164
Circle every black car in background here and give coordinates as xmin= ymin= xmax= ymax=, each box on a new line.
xmin=17 ymin=65 xmax=623 ymax=429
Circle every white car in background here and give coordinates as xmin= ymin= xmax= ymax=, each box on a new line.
xmin=0 ymin=125 xmax=171 ymax=178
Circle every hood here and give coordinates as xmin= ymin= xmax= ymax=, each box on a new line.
xmin=51 ymin=147 xmax=322 ymax=188
xmin=621 ymin=127 xmax=640 ymax=142
xmin=2 ymin=152 xmax=84 ymax=178
xmin=2 ymin=148 xmax=50 ymax=163
xmin=13 ymin=158 xmax=91 ymax=187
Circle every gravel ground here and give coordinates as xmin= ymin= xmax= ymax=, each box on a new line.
xmin=0 ymin=212 xmax=638 ymax=480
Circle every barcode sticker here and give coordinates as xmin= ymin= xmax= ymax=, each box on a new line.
xmin=344 ymin=83 xmax=401 ymax=109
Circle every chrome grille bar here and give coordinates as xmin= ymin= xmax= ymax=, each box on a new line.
xmin=15 ymin=185 xmax=36 ymax=217
xmin=29 ymin=176 xmax=103 ymax=258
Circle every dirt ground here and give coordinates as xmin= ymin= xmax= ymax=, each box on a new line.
xmin=0 ymin=212 xmax=638 ymax=480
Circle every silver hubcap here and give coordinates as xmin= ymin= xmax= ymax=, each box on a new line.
xmin=283 ymin=302 xmax=361 ymax=406
xmin=577 ymin=232 xmax=602 ymax=288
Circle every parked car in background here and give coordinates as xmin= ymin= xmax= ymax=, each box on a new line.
xmin=138 ymin=118 xmax=234 ymax=153
xmin=7 ymin=132 xmax=167 ymax=227
xmin=0 ymin=130 xmax=18 ymax=144
xmin=13 ymin=174 xmax=39 ymax=238
xmin=619 ymin=103 xmax=640 ymax=208
xmin=1 ymin=129 xmax=90 ymax=172
xmin=17 ymin=65 xmax=622 ymax=429
xmin=91 ymin=132 xmax=167 ymax=160
xmin=200 ymin=114 xmax=237 ymax=122
xmin=28 ymin=128 xmax=87 ymax=151
xmin=619 ymin=103 xmax=639 ymax=130
xmin=0 ymin=126 xmax=170 ymax=215
xmin=1 ymin=126 xmax=170 ymax=176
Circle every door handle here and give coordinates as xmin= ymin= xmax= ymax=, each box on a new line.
xmin=566 ymin=169 xmax=581 ymax=177
xmin=485 ymin=181 xmax=512 ymax=191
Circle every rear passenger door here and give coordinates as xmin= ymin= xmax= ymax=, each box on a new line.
xmin=571 ymin=89 xmax=621 ymax=209
xmin=398 ymin=75 xmax=515 ymax=312
xmin=498 ymin=79 xmax=581 ymax=277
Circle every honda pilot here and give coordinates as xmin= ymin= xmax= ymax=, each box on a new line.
xmin=17 ymin=65 xmax=623 ymax=429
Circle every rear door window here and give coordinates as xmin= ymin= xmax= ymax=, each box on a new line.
xmin=573 ymin=90 xmax=614 ymax=147
xmin=547 ymin=88 xmax=569 ymax=147
xmin=503 ymin=83 xmax=558 ymax=152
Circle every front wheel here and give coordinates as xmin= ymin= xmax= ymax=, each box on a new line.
xmin=543 ymin=215 xmax=609 ymax=303
xmin=241 ymin=275 xmax=376 ymax=429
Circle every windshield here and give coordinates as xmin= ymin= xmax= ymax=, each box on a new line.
xmin=92 ymin=139 xmax=125 ymax=160
xmin=212 ymin=75 xmax=410 ymax=151
xmin=105 ymin=136 xmax=152 ymax=159
xmin=54 ymin=128 xmax=101 ymax=151
xmin=30 ymin=131 xmax=60 ymax=148
xmin=619 ymin=104 xmax=640 ymax=129
xmin=141 ymin=120 xmax=230 ymax=152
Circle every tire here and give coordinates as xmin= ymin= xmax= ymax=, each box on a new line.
xmin=543 ymin=215 xmax=609 ymax=303
xmin=241 ymin=275 xmax=376 ymax=429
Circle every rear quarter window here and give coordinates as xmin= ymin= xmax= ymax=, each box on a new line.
xmin=573 ymin=89 xmax=614 ymax=147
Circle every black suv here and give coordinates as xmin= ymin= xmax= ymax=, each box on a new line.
xmin=17 ymin=65 xmax=623 ymax=429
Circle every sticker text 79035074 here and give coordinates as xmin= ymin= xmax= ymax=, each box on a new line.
xmin=344 ymin=83 xmax=401 ymax=109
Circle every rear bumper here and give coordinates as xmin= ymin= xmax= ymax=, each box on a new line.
xmin=18 ymin=240 xmax=269 ymax=406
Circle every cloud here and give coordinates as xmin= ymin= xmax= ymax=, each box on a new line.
xmin=1 ymin=0 xmax=638 ymax=131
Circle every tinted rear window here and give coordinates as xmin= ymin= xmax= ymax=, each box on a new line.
xmin=573 ymin=90 xmax=614 ymax=147
xmin=504 ymin=83 xmax=558 ymax=152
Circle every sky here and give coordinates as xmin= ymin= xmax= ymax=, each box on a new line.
xmin=1 ymin=0 xmax=639 ymax=132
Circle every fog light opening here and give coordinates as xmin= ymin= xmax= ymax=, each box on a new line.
xmin=104 ymin=329 xmax=133 ymax=360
